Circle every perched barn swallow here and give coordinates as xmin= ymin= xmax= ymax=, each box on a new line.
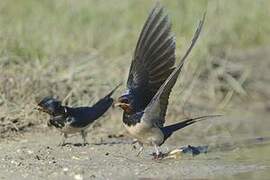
xmin=37 ymin=84 xmax=121 ymax=146
xmin=116 ymin=4 xmax=206 ymax=158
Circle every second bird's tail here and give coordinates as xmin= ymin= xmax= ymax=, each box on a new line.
xmin=87 ymin=83 xmax=122 ymax=121
xmin=105 ymin=83 xmax=122 ymax=98
xmin=161 ymin=115 xmax=221 ymax=142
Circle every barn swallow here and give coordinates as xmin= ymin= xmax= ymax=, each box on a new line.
xmin=115 ymin=4 xmax=206 ymax=159
xmin=37 ymin=84 xmax=121 ymax=146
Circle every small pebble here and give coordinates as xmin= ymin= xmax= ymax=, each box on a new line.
xmin=10 ymin=160 xmax=16 ymax=164
xmin=16 ymin=149 xmax=21 ymax=153
xmin=63 ymin=167 xmax=69 ymax=172
xmin=72 ymin=156 xmax=80 ymax=160
xmin=27 ymin=150 xmax=34 ymax=154
xmin=74 ymin=174 xmax=83 ymax=180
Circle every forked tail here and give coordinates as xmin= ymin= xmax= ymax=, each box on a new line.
xmin=161 ymin=115 xmax=221 ymax=142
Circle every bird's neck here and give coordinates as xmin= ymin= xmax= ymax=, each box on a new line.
xmin=52 ymin=106 xmax=68 ymax=117
xmin=123 ymin=112 xmax=143 ymax=126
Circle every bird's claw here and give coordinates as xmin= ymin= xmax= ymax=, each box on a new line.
xmin=58 ymin=142 xmax=67 ymax=147
xmin=131 ymin=139 xmax=139 ymax=150
xmin=136 ymin=151 xmax=142 ymax=157
xmin=132 ymin=145 xmax=137 ymax=150
xmin=82 ymin=142 xmax=89 ymax=146
xmin=152 ymin=152 xmax=165 ymax=160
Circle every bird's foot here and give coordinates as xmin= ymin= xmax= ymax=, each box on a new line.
xmin=58 ymin=142 xmax=68 ymax=147
xmin=59 ymin=133 xmax=68 ymax=147
xmin=152 ymin=152 xmax=165 ymax=160
xmin=82 ymin=142 xmax=89 ymax=146
xmin=135 ymin=142 xmax=144 ymax=156
xmin=136 ymin=150 xmax=143 ymax=157
xmin=131 ymin=139 xmax=138 ymax=150
xmin=132 ymin=139 xmax=138 ymax=144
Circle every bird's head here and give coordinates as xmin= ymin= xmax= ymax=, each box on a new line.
xmin=36 ymin=96 xmax=63 ymax=116
xmin=115 ymin=95 xmax=133 ymax=114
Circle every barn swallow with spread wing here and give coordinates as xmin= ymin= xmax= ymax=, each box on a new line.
xmin=37 ymin=84 xmax=121 ymax=146
xmin=115 ymin=4 xmax=206 ymax=159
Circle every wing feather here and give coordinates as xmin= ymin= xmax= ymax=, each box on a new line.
xmin=126 ymin=3 xmax=176 ymax=112
xmin=143 ymin=13 xmax=206 ymax=127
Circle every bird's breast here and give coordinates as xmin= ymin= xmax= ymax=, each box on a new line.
xmin=51 ymin=120 xmax=89 ymax=134
xmin=124 ymin=122 xmax=164 ymax=146
xmin=124 ymin=121 xmax=147 ymax=137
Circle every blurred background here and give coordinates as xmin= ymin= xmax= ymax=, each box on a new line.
xmin=0 ymin=0 xmax=269 ymax=141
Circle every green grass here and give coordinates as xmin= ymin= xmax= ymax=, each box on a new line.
xmin=1 ymin=0 xmax=269 ymax=61
xmin=0 ymin=0 xmax=270 ymax=134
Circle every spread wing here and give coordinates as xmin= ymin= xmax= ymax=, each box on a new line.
xmin=143 ymin=13 xmax=206 ymax=127
xmin=127 ymin=3 xmax=176 ymax=111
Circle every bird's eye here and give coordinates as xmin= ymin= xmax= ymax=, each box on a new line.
xmin=122 ymin=99 xmax=129 ymax=104
xmin=119 ymin=97 xmax=129 ymax=104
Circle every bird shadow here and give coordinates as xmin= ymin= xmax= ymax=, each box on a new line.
xmin=93 ymin=140 xmax=133 ymax=146
xmin=60 ymin=142 xmax=89 ymax=147
xmin=60 ymin=140 xmax=132 ymax=147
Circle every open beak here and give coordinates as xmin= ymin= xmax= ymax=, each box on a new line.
xmin=114 ymin=102 xmax=133 ymax=114
xmin=114 ymin=102 xmax=126 ymax=107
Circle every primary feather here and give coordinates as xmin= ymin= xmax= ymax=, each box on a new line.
xmin=143 ymin=13 xmax=206 ymax=127
xmin=126 ymin=3 xmax=176 ymax=113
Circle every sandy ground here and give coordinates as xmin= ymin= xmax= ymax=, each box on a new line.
xmin=0 ymin=115 xmax=270 ymax=180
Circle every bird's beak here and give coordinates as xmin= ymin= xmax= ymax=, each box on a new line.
xmin=34 ymin=106 xmax=42 ymax=111
xmin=35 ymin=106 xmax=48 ymax=114
xmin=114 ymin=102 xmax=133 ymax=114
xmin=114 ymin=102 xmax=125 ymax=107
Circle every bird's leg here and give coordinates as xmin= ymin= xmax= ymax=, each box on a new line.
xmin=59 ymin=133 xmax=67 ymax=146
xmin=154 ymin=144 xmax=160 ymax=156
xmin=136 ymin=142 xmax=144 ymax=157
xmin=132 ymin=139 xmax=138 ymax=150
xmin=81 ymin=130 xmax=88 ymax=146
xmin=153 ymin=144 xmax=163 ymax=159
xmin=132 ymin=139 xmax=138 ymax=144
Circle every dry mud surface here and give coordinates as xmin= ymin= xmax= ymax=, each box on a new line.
xmin=1 ymin=47 xmax=270 ymax=179
xmin=0 ymin=116 xmax=270 ymax=180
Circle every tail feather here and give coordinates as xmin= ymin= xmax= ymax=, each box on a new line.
xmin=161 ymin=115 xmax=221 ymax=142
xmin=90 ymin=83 xmax=122 ymax=118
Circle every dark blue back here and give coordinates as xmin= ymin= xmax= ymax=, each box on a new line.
xmin=67 ymin=97 xmax=113 ymax=128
